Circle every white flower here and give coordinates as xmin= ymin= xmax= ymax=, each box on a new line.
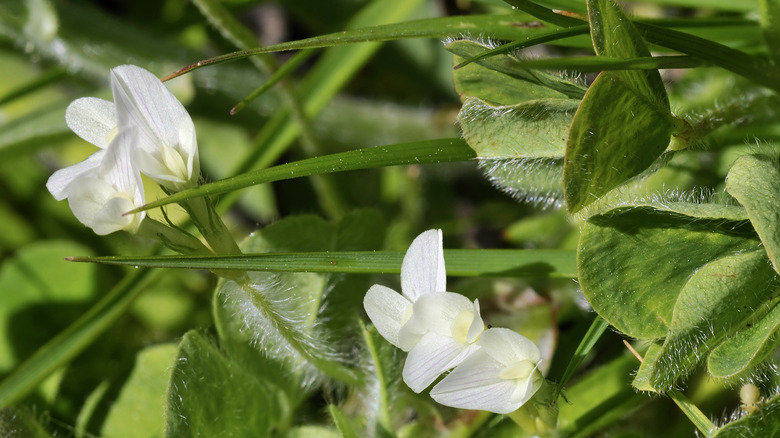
xmin=363 ymin=229 xmax=486 ymax=392
xmin=110 ymin=65 xmax=200 ymax=190
xmin=47 ymin=126 xmax=145 ymax=235
xmin=430 ymin=327 xmax=542 ymax=414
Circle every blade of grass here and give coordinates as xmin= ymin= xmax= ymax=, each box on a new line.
xmin=0 ymin=268 xmax=156 ymax=407
xmin=68 ymin=249 xmax=578 ymax=278
xmin=127 ymin=138 xmax=476 ymax=214
xmin=161 ymin=15 xmax=569 ymax=80
xmin=506 ymin=0 xmax=780 ymax=92
xmin=552 ymin=316 xmax=609 ymax=401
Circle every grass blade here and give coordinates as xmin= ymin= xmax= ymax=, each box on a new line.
xmin=128 ymin=138 xmax=476 ymax=214
xmin=68 ymin=249 xmax=578 ymax=278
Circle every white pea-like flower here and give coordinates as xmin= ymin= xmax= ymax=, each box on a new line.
xmin=363 ymin=229 xmax=486 ymax=392
xmin=430 ymin=327 xmax=542 ymax=414
xmin=110 ymin=65 xmax=200 ymax=190
xmin=47 ymin=126 xmax=145 ymax=235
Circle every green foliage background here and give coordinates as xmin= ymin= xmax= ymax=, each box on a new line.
xmin=0 ymin=0 xmax=779 ymax=436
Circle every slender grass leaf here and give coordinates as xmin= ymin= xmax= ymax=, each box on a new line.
xmin=552 ymin=316 xmax=609 ymax=401
xmin=0 ymin=268 xmax=155 ymax=407
xmin=578 ymin=206 xmax=761 ymax=339
xmin=649 ymin=250 xmax=780 ymax=390
xmin=0 ymin=66 xmax=66 ymax=106
xmin=70 ymin=249 xmax=577 ymax=278
xmin=667 ymin=389 xmax=716 ymax=437
xmin=708 ymin=299 xmax=780 ymax=380
xmin=564 ymin=0 xmax=675 ymax=213
xmin=164 ymin=331 xmax=281 ymax=437
xmin=638 ymin=0 xmax=758 ymax=13
xmin=163 ymin=15 xmax=585 ymax=80
xmin=506 ymin=0 xmax=780 ymax=93
xmin=726 ymin=154 xmax=780 ymax=275
xmin=129 ymin=139 xmax=476 ymax=214
xmin=557 ymin=354 xmax=648 ymax=437
xmin=328 ymin=405 xmax=359 ymax=438
xmin=761 ymin=0 xmax=780 ymax=63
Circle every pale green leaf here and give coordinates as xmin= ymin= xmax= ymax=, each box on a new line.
xmin=102 ymin=344 xmax=177 ymax=438
xmin=708 ymin=300 xmax=780 ymax=380
xmin=725 ymin=154 xmax=780 ymax=275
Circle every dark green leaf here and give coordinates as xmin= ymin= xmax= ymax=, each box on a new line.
xmin=712 ymin=391 xmax=780 ymax=437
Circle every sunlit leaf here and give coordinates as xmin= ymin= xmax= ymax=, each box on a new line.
xmin=564 ymin=0 xmax=674 ymax=213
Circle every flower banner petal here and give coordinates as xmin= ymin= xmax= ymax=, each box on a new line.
xmin=401 ymin=229 xmax=446 ymax=301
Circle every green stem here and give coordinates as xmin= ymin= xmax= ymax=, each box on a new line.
xmin=136 ymin=218 xmax=211 ymax=255
xmin=182 ymin=197 xmax=241 ymax=255
xmin=668 ymin=389 xmax=716 ymax=437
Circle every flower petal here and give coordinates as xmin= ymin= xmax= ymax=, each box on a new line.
xmin=65 ymin=97 xmax=117 ymax=149
xmin=364 ymin=284 xmax=413 ymax=350
xmin=402 ymin=331 xmax=478 ymax=393
xmin=478 ymin=327 xmax=541 ymax=367
xmin=430 ymin=349 xmax=522 ymax=414
xmin=46 ymin=150 xmax=104 ymax=200
xmin=404 ymin=292 xmax=480 ymax=339
xmin=110 ymin=65 xmax=199 ymax=188
xmin=401 ymin=229 xmax=446 ymax=301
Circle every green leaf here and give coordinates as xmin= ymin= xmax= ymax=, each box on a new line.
xmin=213 ymin=215 xmax=362 ymax=389
xmin=552 ymin=316 xmax=609 ymax=401
xmin=761 ymin=0 xmax=780 ymax=63
xmin=725 ymin=154 xmax=780 ymax=275
xmin=0 ymin=406 xmax=51 ymax=438
xmin=632 ymin=341 xmax=663 ymax=392
xmin=131 ymin=139 xmax=476 ymax=214
xmin=564 ymin=0 xmax=674 ymax=213
xmin=446 ymin=39 xmax=586 ymax=101
xmin=328 ymin=405 xmax=359 ymax=438
xmin=164 ymin=331 xmax=280 ymax=437
xmin=712 ymin=392 xmax=780 ymax=438
xmin=708 ymin=299 xmax=780 ymax=380
xmin=102 ymin=344 xmax=178 ymax=438
xmin=649 ymin=250 xmax=780 ymax=390
xmin=71 ymin=249 xmax=578 ymax=278
xmin=0 ymin=100 xmax=70 ymax=162
xmin=0 ymin=241 xmax=97 ymax=374
xmin=0 ymin=268 xmax=155 ymax=407
xmin=578 ymin=206 xmax=761 ymax=339
xmin=460 ymin=98 xmax=579 ymax=159
xmin=557 ymin=354 xmax=648 ymax=437
xmin=456 ymin=95 xmax=577 ymax=207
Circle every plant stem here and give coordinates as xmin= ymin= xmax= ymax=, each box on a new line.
xmin=668 ymin=389 xmax=716 ymax=437
xmin=182 ymin=197 xmax=241 ymax=255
